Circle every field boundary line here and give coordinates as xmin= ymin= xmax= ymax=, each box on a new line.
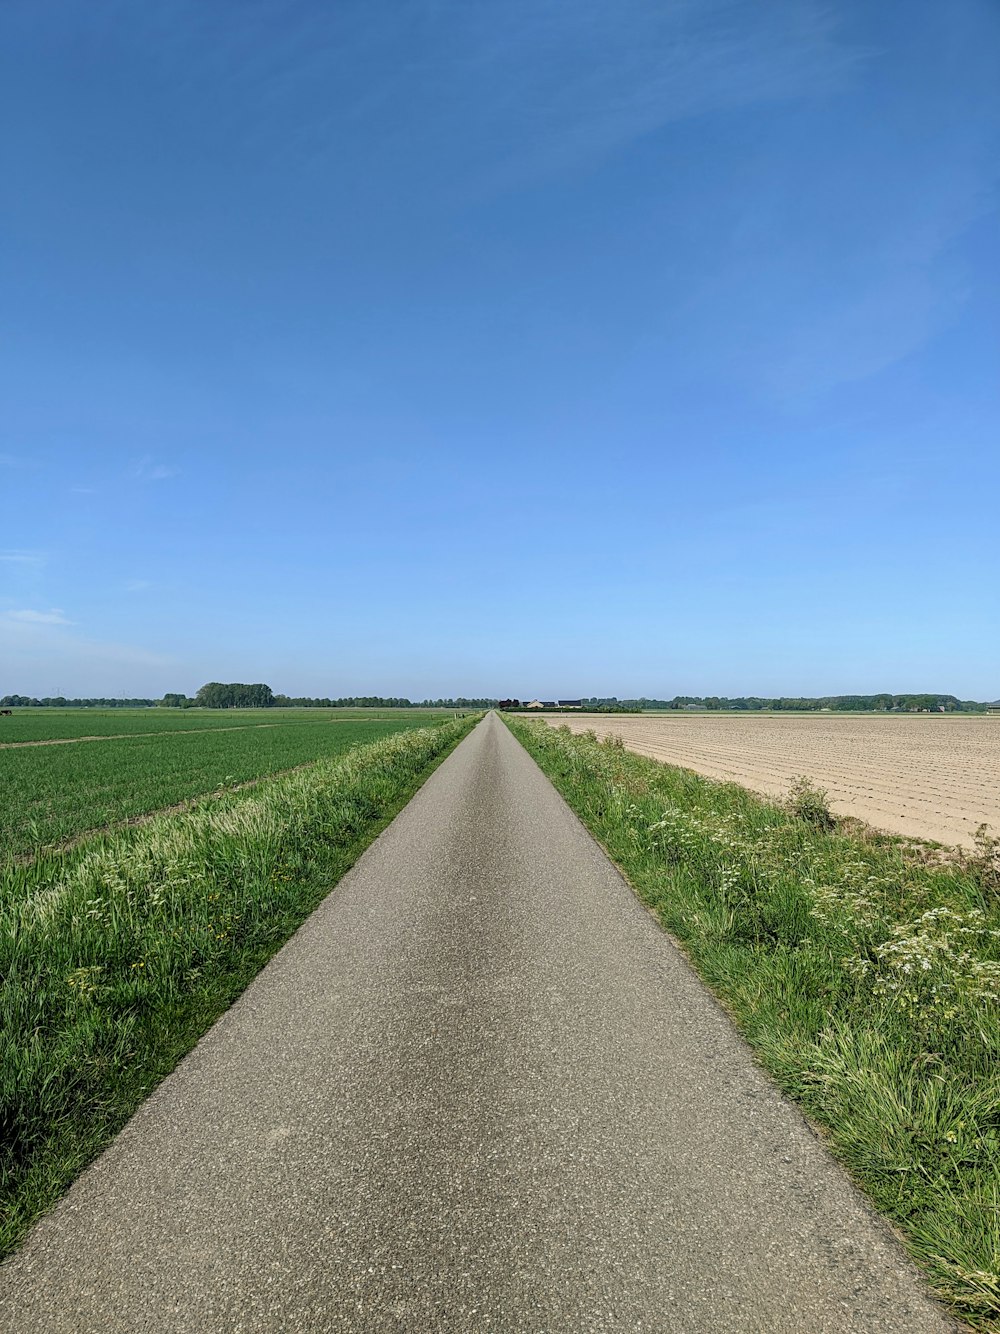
xmin=0 ymin=718 xmax=403 ymax=749
xmin=10 ymin=760 xmax=329 ymax=866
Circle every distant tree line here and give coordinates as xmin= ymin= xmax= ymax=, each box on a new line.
xmin=576 ymin=703 xmax=643 ymax=713
xmin=582 ymin=694 xmax=992 ymax=713
xmin=190 ymin=682 xmax=276 ymax=709
xmin=158 ymin=685 xmax=499 ymax=709
xmin=499 ymin=700 xmax=641 ymax=713
xmin=4 ymin=688 xmax=994 ymax=713
xmin=0 ymin=695 xmax=156 ymax=708
xmin=275 ymin=695 xmax=495 ymax=709
xmin=0 ymin=687 xmax=498 ymax=710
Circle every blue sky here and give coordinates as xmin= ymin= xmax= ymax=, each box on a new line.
xmin=2 ymin=0 xmax=998 ymax=699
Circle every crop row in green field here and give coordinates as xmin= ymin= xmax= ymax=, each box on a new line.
xmin=0 ymin=713 xmax=478 ymax=1257
xmin=1 ymin=716 xmax=452 ymax=861
xmin=504 ymin=715 xmax=1000 ymax=1331
xmin=0 ymin=707 xmax=455 ymax=744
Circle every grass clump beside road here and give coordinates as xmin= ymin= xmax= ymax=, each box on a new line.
xmin=0 ymin=714 xmax=478 ymax=1257
xmin=505 ymin=715 xmax=1000 ymax=1330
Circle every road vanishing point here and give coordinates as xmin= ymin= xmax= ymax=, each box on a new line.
xmin=0 ymin=713 xmax=955 ymax=1332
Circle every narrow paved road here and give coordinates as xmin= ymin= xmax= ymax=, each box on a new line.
xmin=0 ymin=714 xmax=954 ymax=1332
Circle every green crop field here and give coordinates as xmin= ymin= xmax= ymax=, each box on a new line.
xmin=0 ymin=706 xmax=454 ymax=744
xmin=0 ymin=711 xmax=455 ymax=861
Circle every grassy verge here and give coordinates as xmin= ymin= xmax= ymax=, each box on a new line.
xmin=0 ymin=714 xmax=479 ymax=1256
xmin=504 ymin=715 xmax=1000 ymax=1330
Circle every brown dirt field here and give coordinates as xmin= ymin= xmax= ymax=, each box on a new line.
xmin=535 ymin=713 xmax=1000 ymax=849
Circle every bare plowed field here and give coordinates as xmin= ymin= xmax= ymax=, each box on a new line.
xmin=535 ymin=713 xmax=1000 ymax=848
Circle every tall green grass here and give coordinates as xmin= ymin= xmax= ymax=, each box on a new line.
xmin=0 ymin=714 xmax=478 ymax=1256
xmin=505 ymin=716 xmax=1000 ymax=1330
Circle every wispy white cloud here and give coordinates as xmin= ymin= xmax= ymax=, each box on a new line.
xmin=0 ymin=549 xmax=46 ymax=567
xmin=0 ymin=612 xmax=175 ymax=683
xmin=6 ymin=608 xmax=75 ymax=626
xmin=0 ymin=451 xmax=47 ymax=471
xmin=65 ymin=637 xmax=172 ymax=668
xmin=163 ymin=0 xmax=859 ymax=198
xmin=666 ymin=5 xmax=1000 ymax=402
xmin=444 ymin=0 xmax=860 ymax=193
xmin=131 ymin=457 xmax=178 ymax=482
xmin=125 ymin=579 xmax=152 ymax=592
xmin=768 ymin=271 xmax=963 ymax=400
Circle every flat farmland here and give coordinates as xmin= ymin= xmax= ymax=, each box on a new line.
xmin=0 ymin=710 xmax=455 ymax=861
xmin=0 ymin=706 xmax=453 ymax=744
xmin=537 ymin=712 xmax=1000 ymax=848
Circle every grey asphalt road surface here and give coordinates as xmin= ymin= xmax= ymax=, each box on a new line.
xmin=0 ymin=713 xmax=955 ymax=1332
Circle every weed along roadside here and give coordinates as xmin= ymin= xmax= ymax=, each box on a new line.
xmin=503 ymin=715 xmax=1000 ymax=1331
xmin=0 ymin=714 xmax=480 ymax=1258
